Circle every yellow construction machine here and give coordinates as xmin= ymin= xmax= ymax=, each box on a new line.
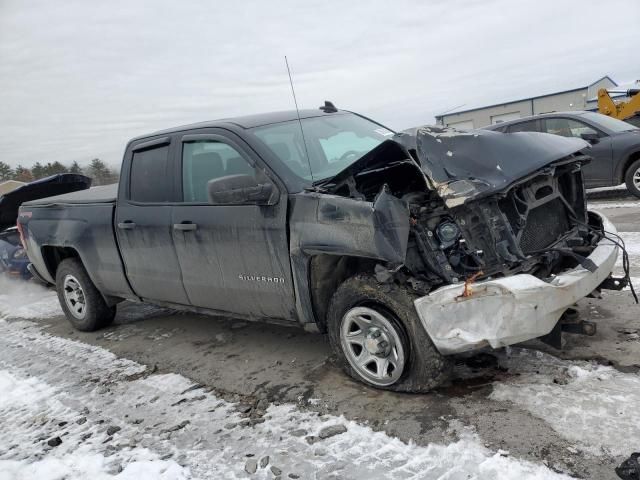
xmin=598 ymin=87 xmax=640 ymax=126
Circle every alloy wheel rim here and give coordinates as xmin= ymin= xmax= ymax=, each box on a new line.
xmin=63 ymin=274 xmax=87 ymax=319
xmin=633 ymin=166 xmax=640 ymax=190
xmin=340 ymin=306 xmax=405 ymax=387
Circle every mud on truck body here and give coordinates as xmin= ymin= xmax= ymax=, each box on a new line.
xmin=18 ymin=107 xmax=633 ymax=392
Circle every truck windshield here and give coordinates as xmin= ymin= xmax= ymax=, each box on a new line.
xmin=251 ymin=113 xmax=394 ymax=181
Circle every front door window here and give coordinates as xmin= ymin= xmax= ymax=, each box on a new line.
xmin=544 ymin=118 xmax=598 ymax=138
xmin=182 ymin=141 xmax=257 ymax=203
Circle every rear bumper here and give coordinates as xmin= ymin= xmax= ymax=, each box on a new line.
xmin=414 ymin=212 xmax=619 ymax=355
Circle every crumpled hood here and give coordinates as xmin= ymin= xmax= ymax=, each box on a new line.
xmin=396 ymin=126 xmax=590 ymax=207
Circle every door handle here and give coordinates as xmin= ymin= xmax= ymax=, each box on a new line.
xmin=117 ymin=222 xmax=137 ymax=230
xmin=173 ymin=222 xmax=198 ymax=231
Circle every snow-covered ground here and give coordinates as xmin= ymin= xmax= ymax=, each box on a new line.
xmin=0 ymin=290 xmax=571 ymax=479
xmin=491 ymin=348 xmax=640 ymax=457
xmin=0 ymin=276 xmax=61 ymax=320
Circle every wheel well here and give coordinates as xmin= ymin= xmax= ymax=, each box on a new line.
xmin=621 ymin=151 xmax=640 ymax=183
xmin=41 ymin=246 xmax=80 ymax=279
xmin=309 ymin=255 xmax=377 ymax=333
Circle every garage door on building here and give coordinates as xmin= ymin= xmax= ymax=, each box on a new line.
xmin=446 ymin=120 xmax=474 ymax=130
xmin=490 ymin=112 xmax=521 ymax=124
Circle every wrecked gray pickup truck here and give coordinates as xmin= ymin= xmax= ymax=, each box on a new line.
xmin=18 ymin=106 xmax=632 ymax=392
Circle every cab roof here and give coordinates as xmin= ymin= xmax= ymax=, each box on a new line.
xmin=131 ymin=109 xmax=349 ymax=142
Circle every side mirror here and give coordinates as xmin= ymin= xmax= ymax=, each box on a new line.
xmin=580 ymin=132 xmax=600 ymax=144
xmin=207 ymin=174 xmax=276 ymax=205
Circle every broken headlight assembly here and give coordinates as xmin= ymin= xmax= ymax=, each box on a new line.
xmin=435 ymin=221 xmax=460 ymax=249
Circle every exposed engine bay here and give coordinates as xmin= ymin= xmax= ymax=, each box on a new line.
xmin=315 ymin=126 xmax=611 ymax=295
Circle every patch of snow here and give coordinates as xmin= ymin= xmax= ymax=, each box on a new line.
xmin=586 ymin=183 xmax=626 ymax=193
xmin=626 ymin=276 xmax=640 ymax=291
xmin=613 ymin=232 xmax=640 ymax=290
xmin=0 ymin=368 xmax=190 ymax=480
xmin=588 ymin=201 xmax=640 ymax=210
xmin=0 ymin=276 xmax=61 ymax=320
xmin=617 ymin=232 xmax=640 ymax=260
xmin=0 ymin=319 xmax=570 ymax=479
xmin=490 ymin=348 xmax=640 ymax=457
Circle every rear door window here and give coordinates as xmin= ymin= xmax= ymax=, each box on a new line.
xmin=129 ymin=145 xmax=171 ymax=202
xmin=507 ymin=120 xmax=539 ymax=133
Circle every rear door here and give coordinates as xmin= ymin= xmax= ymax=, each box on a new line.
xmin=115 ymin=137 xmax=190 ymax=305
xmin=171 ymin=130 xmax=295 ymax=321
xmin=541 ymin=117 xmax=613 ymax=187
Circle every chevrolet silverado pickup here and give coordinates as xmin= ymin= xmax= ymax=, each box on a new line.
xmin=17 ymin=106 xmax=629 ymax=392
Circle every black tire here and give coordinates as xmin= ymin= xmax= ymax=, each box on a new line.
xmin=624 ymin=159 xmax=640 ymax=198
xmin=55 ymin=258 xmax=116 ymax=331
xmin=326 ymin=274 xmax=451 ymax=393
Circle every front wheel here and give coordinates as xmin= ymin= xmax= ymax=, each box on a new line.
xmin=625 ymin=159 xmax=640 ymax=198
xmin=55 ymin=258 xmax=116 ymax=331
xmin=326 ymin=274 xmax=450 ymax=392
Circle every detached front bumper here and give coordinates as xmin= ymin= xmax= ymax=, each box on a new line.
xmin=414 ymin=212 xmax=619 ymax=355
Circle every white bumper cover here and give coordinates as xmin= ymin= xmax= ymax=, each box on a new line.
xmin=414 ymin=212 xmax=619 ymax=355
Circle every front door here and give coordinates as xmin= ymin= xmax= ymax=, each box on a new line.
xmin=542 ymin=117 xmax=613 ymax=187
xmin=115 ymin=137 xmax=190 ymax=305
xmin=171 ymin=131 xmax=295 ymax=321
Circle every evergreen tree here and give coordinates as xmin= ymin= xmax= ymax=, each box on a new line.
xmin=0 ymin=161 xmax=13 ymax=181
xmin=69 ymin=161 xmax=83 ymax=174
xmin=31 ymin=162 xmax=45 ymax=179
xmin=87 ymin=158 xmax=114 ymax=185
xmin=48 ymin=161 xmax=68 ymax=175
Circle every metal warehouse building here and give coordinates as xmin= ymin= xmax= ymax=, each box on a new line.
xmin=435 ymin=75 xmax=618 ymax=129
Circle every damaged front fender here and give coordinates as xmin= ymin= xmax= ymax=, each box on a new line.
xmin=288 ymin=186 xmax=411 ymax=327
xmin=292 ymin=186 xmax=410 ymax=265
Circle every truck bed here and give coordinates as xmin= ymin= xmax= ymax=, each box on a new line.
xmin=23 ymin=184 xmax=118 ymax=206
xmin=19 ymin=183 xmax=133 ymax=300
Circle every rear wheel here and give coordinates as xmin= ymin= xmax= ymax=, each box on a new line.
xmin=624 ymin=159 xmax=640 ymax=198
xmin=327 ymin=274 xmax=450 ymax=392
xmin=55 ymin=258 xmax=116 ymax=331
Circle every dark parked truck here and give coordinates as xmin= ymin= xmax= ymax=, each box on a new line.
xmin=18 ymin=107 xmax=629 ymax=392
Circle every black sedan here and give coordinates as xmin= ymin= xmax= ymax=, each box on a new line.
xmin=484 ymin=111 xmax=640 ymax=197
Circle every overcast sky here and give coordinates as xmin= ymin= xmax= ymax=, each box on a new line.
xmin=1 ymin=0 xmax=638 ymax=169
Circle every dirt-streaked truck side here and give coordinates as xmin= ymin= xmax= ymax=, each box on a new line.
xmin=18 ymin=107 xmax=629 ymax=391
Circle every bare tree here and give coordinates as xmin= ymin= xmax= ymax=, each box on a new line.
xmin=13 ymin=165 xmax=34 ymax=182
